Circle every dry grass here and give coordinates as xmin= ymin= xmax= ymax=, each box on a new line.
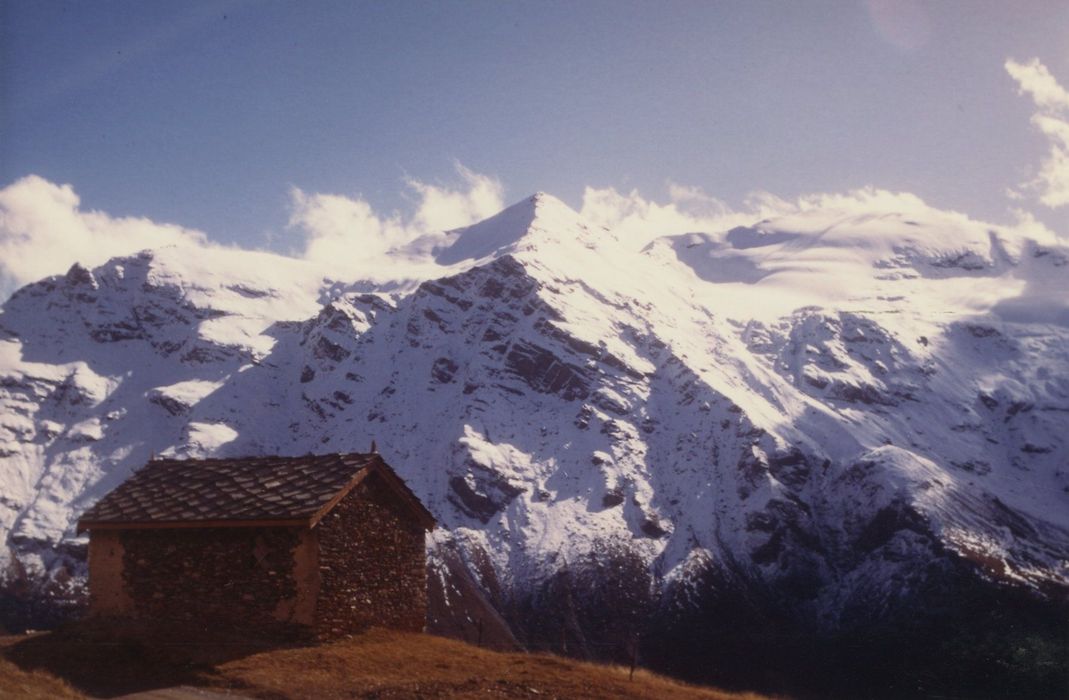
xmin=0 ymin=654 xmax=82 ymax=699
xmin=0 ymin=625 xmax=775 ymax=699
xmin=211 ymin=628 xmax=772 ymax=699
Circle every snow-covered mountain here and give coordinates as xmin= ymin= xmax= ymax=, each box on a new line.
xmin=1 ymin=192 xmax=1067 ymax=691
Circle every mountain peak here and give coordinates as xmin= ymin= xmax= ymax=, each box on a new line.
xmin=491 ymin=191 xmax=578 ymax=225
xmin=430 ymin=192 xmax=584 ymax=266
xmin=529 ymin=191 xmax=583 ymax=222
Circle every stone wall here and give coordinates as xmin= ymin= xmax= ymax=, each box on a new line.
xmin=111 ymin=525 xmax=317 ymax=638
xmin=85 ymin=470 xmax=428 ymax=640
xmin=316 ymin=473 xmax=427 ymax=637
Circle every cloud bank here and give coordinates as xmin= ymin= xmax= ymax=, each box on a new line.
xmin=578 ymin=182 xmax=794 ymax=246
xmin=3 ymin=135 xmax=1062 ymax=303
xmin=0 ymin=175 xmax=208 ymax=299
xmin=577 ymin=183 xmax=963 ymax=249
xmin=0 ymin=166 xmax=506 ymax=301
xmin=1006 ymin=58 xmax=1069 ymax=208
xmin=288 ymin=163 xmax=504 ymax=276
xmin=3 ymin=169 xmax=1054 ymax=305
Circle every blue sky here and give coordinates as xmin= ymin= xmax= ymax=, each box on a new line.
xmin=2 ymin=0 xmax=1068 ymax=282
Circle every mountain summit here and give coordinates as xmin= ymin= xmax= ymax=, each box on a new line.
xmin=406 ymin=192 xmax=593 ymax=266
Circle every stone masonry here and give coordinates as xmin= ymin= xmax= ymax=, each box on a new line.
xmin=316 ymin=472 xmax=427 ymax=636
xmin=80 ymin=453 xmax=434 ymax=641
xmin=100 ymin=525 xmax=317 ymax=638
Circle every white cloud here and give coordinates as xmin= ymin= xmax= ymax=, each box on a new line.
xmin=405 ymin=164 xmax=505 ymax=234
xmin=288 ymin=163 xmax=505 ymax=276
xmin=1008 ymin=207 xmax=1061 ymax=245
xmin=578 ymin=183 xmax=943 ymax=246
xmin=579 ymin=183 xmax=775 ymax=246
xmin=5 ymin=165 xmax=1053 ymax=305
xmin=1005 ymin=58 xmax=1069 ymax=112
xmin=791 ymin=187 xmax=932 ymax=215
xmin=0 ymin=165 xmax=504 ymax=301
xmin=0 ymin=174 xmax=208 ymax=298
xmin=1029 ymin=114 xmax=1069 ymax=208
xmin=288 ymin=189 xmax=407 ymax=264
xmin=664 ymin=182 xmax=733 ymax=217
xmin=1005 ymin=57 xmax=1069 ymax=208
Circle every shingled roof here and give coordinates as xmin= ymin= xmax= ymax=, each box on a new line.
xmin=77 ymin=453 xmax=435 ymax=532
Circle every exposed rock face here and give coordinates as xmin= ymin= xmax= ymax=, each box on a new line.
xmin=1 ymin=193 xmax=1067 ymax=695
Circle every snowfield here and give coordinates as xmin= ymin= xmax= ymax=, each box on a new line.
xmin=1 ymin=192 xmax=1067 ymax=633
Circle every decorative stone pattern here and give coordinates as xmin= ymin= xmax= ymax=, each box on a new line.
xmin=316 ymin=472 xmax=427 ymax=637
xmin=116 ymin=525 xmax=314 ymax=638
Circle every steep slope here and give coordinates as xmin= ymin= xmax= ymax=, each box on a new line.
xmin=0 ymin=245 xmax=329 ymax=584
xmin=0 ymin=193 xmax=1067 ymax=695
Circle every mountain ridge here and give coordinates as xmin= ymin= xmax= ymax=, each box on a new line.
xmin=1 ymin=191 xmax=1067 ymax=695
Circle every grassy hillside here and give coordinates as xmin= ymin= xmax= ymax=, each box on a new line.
xmin=0 ymin=625 xmax=772 ymax=699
